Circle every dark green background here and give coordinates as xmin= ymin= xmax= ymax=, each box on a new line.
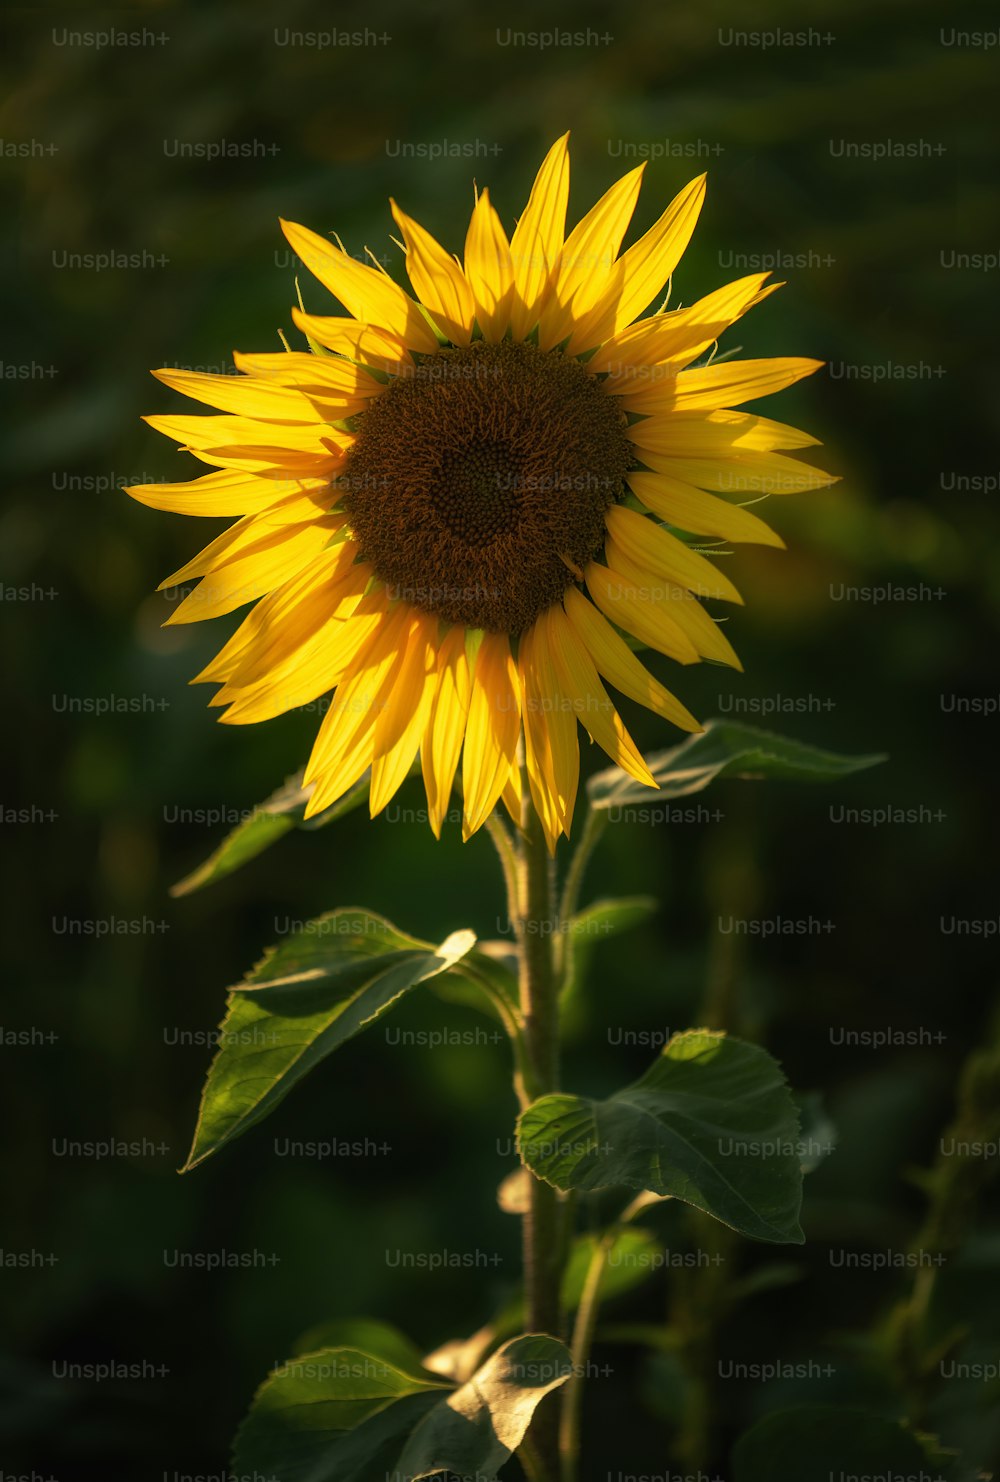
xmin=2 ymin=0 xmax=999 ymax=1476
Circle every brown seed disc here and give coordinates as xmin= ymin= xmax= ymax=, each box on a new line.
xmin=340 ymin=340 xmax=632 ymax=633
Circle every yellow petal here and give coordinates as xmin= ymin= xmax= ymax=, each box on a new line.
xmin=222 ymin=545 xmax=368 ymax=688
xmin=124 ymin=468 xmax=329 ymax=518
xmin=177 ymin=445 xmax=347 ymax=478
xmin=280 ymin=218 xmax=439 ymax=352
xmin=164 ymin=517 xmax=342 ymax=626
xmin=369 ymin=610 xmax=440 ymax=816
xmin=304 ymin=600 xmax=407 ymax=778
xmin=537 ymin=164 xmax=645 ymax=349
xmin=303 ymin=603 xmax=409 ymax=813
xmin=150 ymin=367 xmax=319 ymax=423
xmin=462 ymin=632 xmax=521 ymax=838
xmin=518 ymin=631 xmax=561 ymax=849
xmin=305 ymin=742 xmax=373 ymax=818
xmin=584 ymin=561 xmax=700 ymax=666
xmin=421 ymin=626 xmax=471 ymax=838
xmin=590 ymin=272 xmax=773 ymax=378
xmin=391 ymin=200 xmax=476 ymax=346
xmin=604 ymin=504 xmax=742 ymax=603
xmin=508 ymin=133 xmax=571 ymax=339
xmin=528 ymin=776 xmax=563 ymax=851
xmin=144 ymin=422 xmax=348 ymax=479
xmin=500 ymin=765 xmax=522 ymax=828
xmin=519 ymin=620 xmax=579 ymax=841
xmin=634 ymin=446 xmax=838 ymax=496
xmin=464 ymin=188 xmax=515 ymax=342
xmin=626 ymin=468 xmax=784 ymax=548
xmin=563 ymin=587 xmax=700 ymax=733
xmin=232 ymin=350 xmax=378 ymax=391
xmin=218 ymin=648 xmax=346 ymax=724
xmin=544 ymin=607 xmax=655 ymax=788
xmin=628 ymin=408 xmax=821 ymax=457
xmin=566 ymin=174 xmax=707 ymax=354
xmin=289 ymin=310 xmax=413 ymax=373
xmin=218 ymin=591 xmax=387 ymax=724
xmin=604 ymin=539 xmax=742 ymax=670
xmin=216 ymin=614 xmax=367 ymax=723
xmin=622 ymin=357 xmax=824 ymax=415
xmin=232 ymin=349 xmax=381 ymax=418
xmin=158 ymin=505 xmax=343 ymax=587
xmin=144 ymin=412 xmax=352 ymax=458
xmin=195 ymin=602 xmax=275 ymax=685
xmin=671 ymin=355 xmax=825 ymax=409
xmin=522 ymin=732 xmax=561 ymax=854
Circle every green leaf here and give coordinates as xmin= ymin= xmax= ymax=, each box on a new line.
xmin=588 ymin=718 xmax=885 ymax=811
xmin=232 ymin=1335 xmax=572 ymax=1482
xmin=732 ymin=1406 xmax=952 ymax=1482
xmin=170 ymin=769 xmax=374 ymax=897
xmin=183 ymin=910 xmax=475 ymax=1170
xmin=561 ymin=895 xmax=658 ymax=1002
xmin=233 ymin=1345 xmax=448 ymax=1482
xmin=517 ymin=1029 xmax=804 ymax=1244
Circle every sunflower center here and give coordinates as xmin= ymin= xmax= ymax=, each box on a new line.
xmin=340 ymin=340 xmax=632 ymax=633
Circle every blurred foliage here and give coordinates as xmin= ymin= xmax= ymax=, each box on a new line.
xmin=2 ymin=0 xmax=999 ymax=1474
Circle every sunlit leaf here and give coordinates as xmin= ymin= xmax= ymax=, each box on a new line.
xmin=183 ymin=910 xmax=475 ymax=1170
xmin=232 ymin=1335 xmax=572 ymax=1482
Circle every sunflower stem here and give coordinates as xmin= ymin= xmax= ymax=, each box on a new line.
xmin=515 ymin=783 xmax=564 ymax=1478
xmin=518 ymin=800 xmax=560 ymax=1102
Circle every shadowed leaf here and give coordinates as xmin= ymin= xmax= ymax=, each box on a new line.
xmin=518 ymin=1029 xmax=804 ymax=1244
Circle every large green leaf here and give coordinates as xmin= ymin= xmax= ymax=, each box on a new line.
xmin=232 ymin=1335 xmax=572 ymax=1482
xmin=588 ymin=718 xmax=885 ymax=810
xmin=732 ymin=1406 xmax=955 ymax=1482
xmin=183 ymin=910 xmax=475 ymax=1170
xmin=171 ymin=770 xmax=375 ymax=897
xmin=233 ymin=1345 xmax=447 ymax=1482
xmin=517 ymin=1030 xmax=804 ymax=1244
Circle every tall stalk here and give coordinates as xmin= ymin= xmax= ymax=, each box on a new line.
xmin=515 ymin=785 xmax=564 ymax=1478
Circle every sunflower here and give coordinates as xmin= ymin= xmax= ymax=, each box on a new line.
xmin=127 ymin=134 xmax=834 ymax=848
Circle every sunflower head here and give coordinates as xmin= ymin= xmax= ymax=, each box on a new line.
xmin=127 ymin=134 xmax=835 ymax=849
